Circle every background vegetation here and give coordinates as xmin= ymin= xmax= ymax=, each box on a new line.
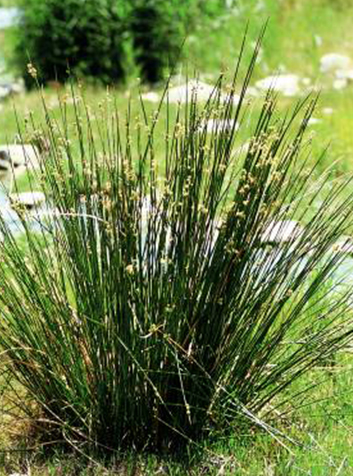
xmin=14 ymin=0 xmax=228 ymax=86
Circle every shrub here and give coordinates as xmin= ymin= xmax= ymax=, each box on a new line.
xmin=196 ymin=0 xmax=235 ymax=16
xmin=129 ymin=0 xmax=193 ymax=84
xmin=1 ymin=42 xmax=353 ymax=454
xmin=127 ymin=0 xmax=231 ymax=83
xmin=14 ymin=0 xmax=232 ymax=87
xmin=15 ymin=0 xmax=201 ymax=87
xmin=15 ymin=0 xmax=131 ymax=87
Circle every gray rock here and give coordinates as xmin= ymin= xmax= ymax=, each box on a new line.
xmin=333 ymin=78 xmax=348 ymax=90
xmin=322 ymin=107 xmax=334 ymax=115
xmin=331 ymin=237 xmax=353 ymax=255
xmin=166 ymin=80 xmax=215 ymax=103
xmin=141 ymin=91 xmax=159 ymax=103
xmin=255 ymin=74 xmax=301 ymax=97
xmin=335 ymin=69 xmax=353 ymax=81
xmin=10 ymin=191 xmax=46 ymax=210
xmin=0 ymin=85 xmax=10 ymax=99
xmin=0 ymin=7 xmax=20 ymax=29
xmin=0 ymin=81 xmax=25 ymax=99
xmin=320 ymin=53 xmax=351 ymax=73
xmin=233 ymin=142 xmax=250 ymax=156
xmin=307 ymin=118 xmax=322 ymax=126
xmin=0 ymin=144 xmax=40 ymax=181
xmin=201 ymin=118 xmax=239 ymax=133
xmin=0 ymin=157 xmax=10 ymax=175
xmin=165 ymin=80 xmax=240 ymax=105
xmin=9 ymin=79 xmax=25 ymax=95
xmin=261 ymin=220 xmax=303 ymax=245
xmin=0 ymin=144 xmax=39 ymax=166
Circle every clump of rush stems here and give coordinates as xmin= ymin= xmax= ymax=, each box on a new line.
xmin=0 ymin=35 xmax=353 ymax=455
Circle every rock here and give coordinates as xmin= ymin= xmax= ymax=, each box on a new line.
xmin=320 ymin=53 xmax=351 ymax=73
xmin=255 ymin=74 xmax=301 ymax=97
xmin=0 ymin=7 xmax=20 ymax=29
xmin=308 ymin=118 xmax=322 ymax=126
xmin=335 ymin=69 xmax=353 ymax=81
xmin=0 ymin=79 xmax=24 ymax=100
xmin=314 ymin=35 xmax=323 ymax=47
xmin=0 ymin=157 xmax=11 ymax=176
xmin=166 ymin=80 xmax=215 ymax=103
xmin=9 ymin=79 xmax=25 ymax=95
xmin=0 ymin=144 xmax=39 ymax=167
xmin=0 ymin=202 xmax=22 ymax=229
xmin=245 ymin=86 xmax=260 ymax=97
xmin=0 ymin=85 xmax=10 ymax=99
xmin=201 ymin=118 xmax=239 ymax=133
xmin=141 ymin=91 xmax=160 ymax=103
xmin=10 ymin=192 xmax=46 ymax=210
xmin=333 ymin=78 xmax=348 ymax=90
xmin=302 ymin=77 xmax=312 ymax=86
xmin=322 ymin=107 xmax=334 ymax=115
xmin=331 ymin=237 xmax=353 ymax=255
xmin=233 ymin=141 xmax=250 ymax=156
xmin=261 ymin=220 xmax=303 ymax=245
xmin=165 ymin=80 xmax=240 ymax=104
xmin=0 ymin=144 xmax=40 ymax=177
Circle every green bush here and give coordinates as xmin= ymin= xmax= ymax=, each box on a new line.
xmin=130 ymin=0 xmax=192 ymax=84
xmin=16 ymin=0 xmax=131 ymax=87
xmin=14 ymin=0 xmax=232 ymax=87
xmin=129 ymin=0 xmax=232 ymax=83
xmin=1 ymin=45 xmax=353 ymax=454
xmin=15 ymin=0 xmax=207 ymax=86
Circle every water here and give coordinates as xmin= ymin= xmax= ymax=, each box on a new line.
xmin=0 ymin=7 xmax=20 ymax=29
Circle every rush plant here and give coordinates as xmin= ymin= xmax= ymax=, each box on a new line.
xmin=0 ymin=38 xmax=353 ymax=455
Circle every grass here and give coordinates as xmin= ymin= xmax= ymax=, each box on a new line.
xmin=1 ymin=0 xmax=353 ymax=175
xmin=185 ymin=0 xmax=353 ymax=77
xmin=0 ymin=59 xmax=353 ymax=475
xmin=1 ymin=346 xmax=353 ymax=473
xmin=0 ymin=1 xmax=17 ymax=7
xmin=0 ymin=0 xmax=353 ymax=474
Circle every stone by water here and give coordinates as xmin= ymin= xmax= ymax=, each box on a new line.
xmin=0 ymin=186 xmax=50 ymax=238
xmin=0 ymin=8 xmax=20 ymax=29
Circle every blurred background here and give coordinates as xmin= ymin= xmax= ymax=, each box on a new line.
xmin=0 ymin=0 xmax=353 ymax=172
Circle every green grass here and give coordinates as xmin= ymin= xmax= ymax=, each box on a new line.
xmin=0 ymin=0 xmax=18 ymax=7
xmin=2 ymin=378 xmax=353 ymax=476
xmin=1 ymin=0 xmax=353 ymax=175
xmin=185 ymin=0 xmax=353 ymax=78
xmin=1 ymin=338 xmax=353 ymax=473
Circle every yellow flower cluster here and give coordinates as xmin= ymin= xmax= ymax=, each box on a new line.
xmin=27 ymin=63 xmax=38 ymax=79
